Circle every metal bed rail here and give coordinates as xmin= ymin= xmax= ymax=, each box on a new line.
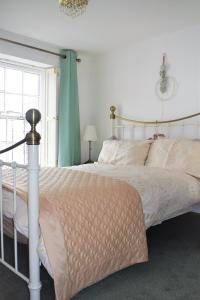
xmin=0 ymin=161 xmax=28 ymax=282
xmin=0 ymin=109 xmax=41 ymax=300
xmin=109 ymin=106 xmax=200 ymax=140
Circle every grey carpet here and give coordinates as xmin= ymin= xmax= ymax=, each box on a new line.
xmin=0 ymin=212 xmax=200 ymax=300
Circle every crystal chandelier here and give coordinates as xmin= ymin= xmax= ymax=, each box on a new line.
xmin=59 ymin=0 xmax=89 ymax=17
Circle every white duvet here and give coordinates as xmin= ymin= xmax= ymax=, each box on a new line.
xmin=2 ymin=164 xmax=200 ymax=277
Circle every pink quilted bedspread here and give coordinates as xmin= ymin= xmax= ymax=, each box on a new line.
xmin=3 ymin=168 xmax=148 ymax=300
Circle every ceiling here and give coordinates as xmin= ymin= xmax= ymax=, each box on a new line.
xmin=1 ymin=0 xmax=200 ymax=54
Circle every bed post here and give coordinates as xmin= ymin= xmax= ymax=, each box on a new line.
xmin=26 ymin=109 xmax=41 ymax=300
xmin=110 ymin=106 xmax=116 ymax=139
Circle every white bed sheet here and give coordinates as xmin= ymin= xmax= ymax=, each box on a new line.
xmin=2 ymin=164 xmax=200 ymax=277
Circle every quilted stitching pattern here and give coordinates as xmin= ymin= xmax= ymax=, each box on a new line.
xmin=3 ymin=168 xmax=148 ymax=300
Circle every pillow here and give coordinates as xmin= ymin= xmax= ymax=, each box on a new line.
xmin=98 ymin=140 xmax=152 ymax=166
xmin=146 ymin=138 xmax=200 ymax=179
xmin=165 ymin=139 xmax=200 ymax=178
xmin=145 ymin=139 xmax=176 ymax=167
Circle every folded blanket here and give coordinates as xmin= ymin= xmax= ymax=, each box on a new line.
xmin=3 ymin=167 xmax=148 ymax=300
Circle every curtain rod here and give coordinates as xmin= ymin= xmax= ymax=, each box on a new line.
xmin=0 ymin=37 xmax=81 ymax=62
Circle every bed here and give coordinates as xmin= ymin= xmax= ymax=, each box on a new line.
xmin=0 ymin=107 xmax=200 ymax=300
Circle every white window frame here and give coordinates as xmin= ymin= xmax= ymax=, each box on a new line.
xmin=0 ymin=60 xmax=47 ymax=165
xmin=44 ymin=68 xmax=58 ymax=167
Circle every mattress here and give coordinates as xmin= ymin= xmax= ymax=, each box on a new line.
xmin=2 ymin=164 xmax=200 ymax=277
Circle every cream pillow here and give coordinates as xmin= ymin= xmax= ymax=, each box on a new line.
xmin=145 ymin=139 xmax=176 ymax=167
xmin=165 ymin=139 xmax=200 ymax=178
xmin=98 ymin=140 xmax=152 ymax=166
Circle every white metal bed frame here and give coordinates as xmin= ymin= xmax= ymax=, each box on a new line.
xmin=110 ymin=106 xmax=200 ymax=140
xmin=0 ymin=109 xmax=41 ymax=300
xmin=110 ymin=105 xmax=200 ymax=214
xmin=0 ymin=106 xmax=199 ymax=300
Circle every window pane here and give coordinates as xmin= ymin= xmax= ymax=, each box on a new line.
xmin=23 ymin=96 xmax=39 ymax=114
xmin=6 ymin=119 xmax=25 ymax=143
xmin=6 ymin=119 xmax=13 ymax=143
xmin=6 ymin=144 xmax=13 ymax=162
xmin=0 ymin=119 xmax=6 ymax=141
xmin=0 ymin=143 xmax=8 ymax=162
xmin=5 ymin=68 xmax=22 ymax=93
xmin=5 ymin=94 xmax=22 ymax=113
xmin=0 ymin=93 xmax=4 ymax=111
xmin=12 ymin=119 xmax=25 ymax=142
xmin=0 ymin=64 xmax=44 ymax=164
xmin=13 ymin=144 xmax=25 ymax=164
xmin=6 ymin=119 xmax=24 ymax=143
xmin=0 ymin=67 xmax=4 ymax=91
xmin=23 ymin=72 xmax=39 ymax=96
xmin=0 ymin=119 xmax=25 ymax=163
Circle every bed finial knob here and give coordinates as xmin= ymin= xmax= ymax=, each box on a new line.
xmin=25 ymin=109 xmax=41 ymax=145
xmin=110 ymin=106 xmax=116 ymax=119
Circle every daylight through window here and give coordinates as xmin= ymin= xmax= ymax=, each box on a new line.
xmin=0 ymin=61 xmax=44 ymax=164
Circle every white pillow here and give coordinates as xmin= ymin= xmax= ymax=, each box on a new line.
xmin=98 ymin=140 xmax=152 ymax=166
xmin=165 ymin=139 xmax=200 ymax=178
xmin=145 ymin=139 xmax=175 ymax=167
xmin=146 ymin=138 xmax=200 ymax=178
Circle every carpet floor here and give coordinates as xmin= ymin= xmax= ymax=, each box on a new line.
xmin=0 ymin=212 xmax=200 ymax=300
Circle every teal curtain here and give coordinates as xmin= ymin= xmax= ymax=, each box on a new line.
xmin=58 ymin=50 xmax=81 ymax=166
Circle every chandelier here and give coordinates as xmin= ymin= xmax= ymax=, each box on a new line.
xmin=59 ymin=0 xmax=89 ymax=17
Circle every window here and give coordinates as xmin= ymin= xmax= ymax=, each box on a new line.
xmin=0 ymin=61 xmax=46 ymax=164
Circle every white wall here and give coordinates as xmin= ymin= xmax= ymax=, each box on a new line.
xmin=0 ymin=30 xmax=98 ymax=163
xmin=2 ymin=26 xmax=200 ymax=162
xmin=77 ymin=54 xmax=98 ymax=162
xmin=0 ymin=30 xmax=60 ymax=67
xmin=95 ymin=25 xmax=200 ymax=157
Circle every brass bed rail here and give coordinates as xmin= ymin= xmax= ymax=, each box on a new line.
xmin=109 ymin=106 xmax=200 ymax=139
xmin=110 ymin=106 xmax=200 ymax=125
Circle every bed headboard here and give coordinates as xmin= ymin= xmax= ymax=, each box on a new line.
xmin=110 ymin=106 xmax=200 ymax=140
